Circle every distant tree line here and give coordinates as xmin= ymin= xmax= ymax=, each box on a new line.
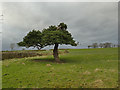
xmin=88 ymin=42 xmax=120 ymax=48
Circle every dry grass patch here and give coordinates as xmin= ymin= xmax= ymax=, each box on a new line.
xmin=83 ymin=71 xmax=91 ymax=75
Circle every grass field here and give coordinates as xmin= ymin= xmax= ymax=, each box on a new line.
xmin=2 ymin=48 xmax=118 ymax=88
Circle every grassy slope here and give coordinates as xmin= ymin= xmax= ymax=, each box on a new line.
xmin=2 ymin=48 xmax=118 ymax=88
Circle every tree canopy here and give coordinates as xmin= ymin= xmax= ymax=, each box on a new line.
xmin=18 ymin=30 xmax=44 ymax=50
xmin=42 ymin=24 xmax=77 ymax=46
xmin=18 ymin=23 xmax=77 ymax=62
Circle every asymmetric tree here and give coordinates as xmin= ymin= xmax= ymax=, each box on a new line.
xmin=18 ymin=23 xmax=77 ymax=62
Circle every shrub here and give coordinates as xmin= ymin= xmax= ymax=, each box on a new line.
xmin=2 ymin=52 xmax=42 ymax=60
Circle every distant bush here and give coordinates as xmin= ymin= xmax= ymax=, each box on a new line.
xmin=2 ymin=52 xmax=42 ymax=60
xmin=2 ymin=49 xmax=69 ymax=60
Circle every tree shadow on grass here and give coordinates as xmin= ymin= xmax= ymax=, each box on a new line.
xmin=32 ymin=57 xmax=66 ymax=63
xmin=60 ymin=57 xmax=82 ymax=64
xmin=31 ymin=58 xmax=80 ymax=64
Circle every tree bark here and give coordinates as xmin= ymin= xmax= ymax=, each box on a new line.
xmin=53 ymin=43 xmax=60 ymax=62
xmin=36 ymin=46 xmax=41 ymax=50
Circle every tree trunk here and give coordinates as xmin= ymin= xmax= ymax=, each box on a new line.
xmin=36 ymin=46 xmax=42 ymax=50
xmin=53 ymin=43 xmax=60 ymax=62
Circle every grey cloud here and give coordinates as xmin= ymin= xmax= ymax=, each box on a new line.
xmin=2 ymin=2 xmax=118 ymax=50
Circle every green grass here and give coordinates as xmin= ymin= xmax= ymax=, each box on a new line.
xmin=2 ymin=48 xmax=118 ymax=88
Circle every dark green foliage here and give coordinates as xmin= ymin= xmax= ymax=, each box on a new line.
xmin=18 ymin=30 xmax=44 ymax=50
xmin=17 ymin=41 xmax=26 ymax=46
xmin=58 ymin=22 xmax=67 ymax=30
xmin=42 ymin=26 xmax=77 ymax=46
xmin=18 ymin=23 xmax=77 ymax=49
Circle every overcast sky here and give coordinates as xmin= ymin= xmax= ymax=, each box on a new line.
xmin=1 ymin=2 xmax=118 ymax=50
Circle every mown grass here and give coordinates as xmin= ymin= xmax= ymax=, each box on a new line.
xmin=2 ymin=48 xmax=118 ymax=88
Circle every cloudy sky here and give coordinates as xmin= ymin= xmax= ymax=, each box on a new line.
xmin=1 ymin=2 xmax=118 ymax=51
